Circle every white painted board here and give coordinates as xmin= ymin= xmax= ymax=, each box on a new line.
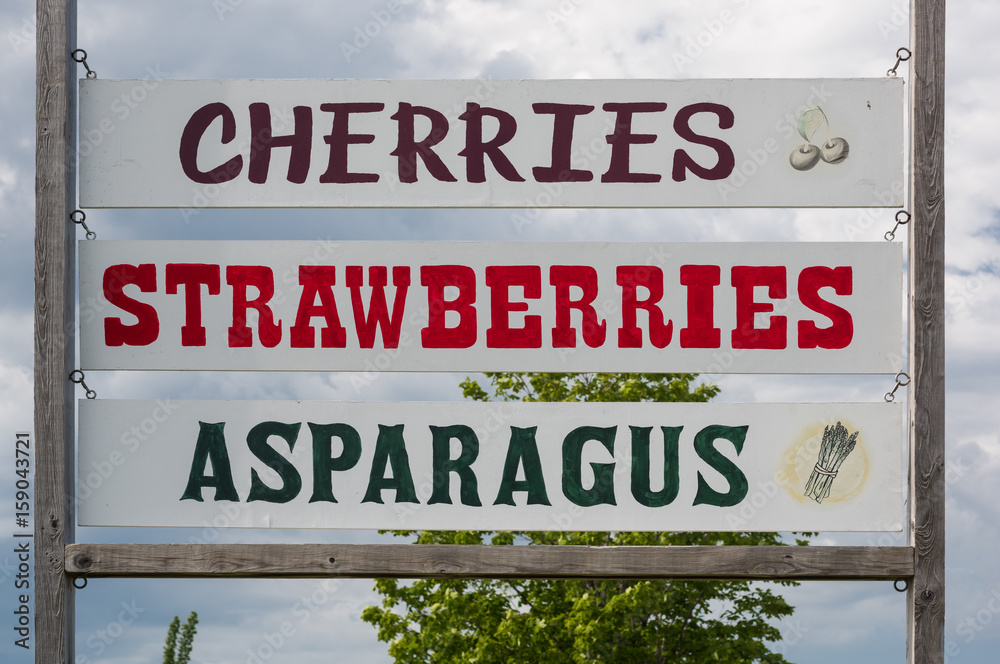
xmin=79 ymin=78 xmax=903 ymax=209
xmin=78 ymin=399 xmax=903 ymax=532
xmin=79 ymin=241 xmax=903 ymax=374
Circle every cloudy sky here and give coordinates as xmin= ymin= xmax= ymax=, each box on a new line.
xmin=2 ymin=0 xmax=997 ymax=662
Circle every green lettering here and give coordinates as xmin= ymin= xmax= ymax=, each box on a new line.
xmin=247 ymin=421 xmax=302 ymax=503
xmin=309 ymin=422 xmax=362 ymax=503
xmin=429 ymin=425 xmax=482 ymax=506
xmin=562 ymin=426 xmax=617 ymax=507
xmin=693 ymin=424 xmax=749 ymax=507
xmin=630 ymin=426 xmax=681 ymax=507
xmin=494 ymin=427 xmax=551 ymax=506
xmin=181 ymin=421 xmax=239 ymax=502
xmin=363 ymin=424 xmax=418 ymax=504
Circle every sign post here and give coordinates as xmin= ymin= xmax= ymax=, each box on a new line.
xmin=34 ymin=2 xmax=77 ymax=663
xmin=33 ymin=2 xmax=945 ymax=663
xmin=908 ymin=0 xmax=947 ymax=659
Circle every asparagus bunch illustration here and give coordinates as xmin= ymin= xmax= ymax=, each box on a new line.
xmin=804 ymin=422 xmax=858 ymax=503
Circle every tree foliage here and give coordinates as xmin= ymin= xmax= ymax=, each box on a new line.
xmin=362 ymin=373 xmax=802 ymax=663
xmin=163 ymin=611 xmax=198 ymax=664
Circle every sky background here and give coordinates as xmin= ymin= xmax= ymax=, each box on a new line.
xmin=1 ymin=0 xmax=997 ymax=662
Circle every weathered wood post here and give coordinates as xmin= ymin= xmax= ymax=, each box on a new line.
xmin=35 ymin=1 xmax=77 ymax=663
xmin=908 ymin=0 xmax=946 ymax=662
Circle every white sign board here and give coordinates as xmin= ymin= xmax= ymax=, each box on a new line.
xmin=79 ymin=78 xmax=903 ymax=209
xmin=79 ymin=241 xmax=902 ymax=374
xmin=78 ymin=399 xmax=903 ymax=532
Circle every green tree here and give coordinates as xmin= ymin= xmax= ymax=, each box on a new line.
xmin=362 ymin=373 xmax=804 ymax=664
xmin=162 ymin=611 xmax=198 ymax=664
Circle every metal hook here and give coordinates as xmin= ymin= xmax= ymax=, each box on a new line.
xmin=885 ymin=210 xmax=911 ymax=241
xmin=69 ymin=369 xmax=97 ymax=400
xmin=71 ymin=49 xmax=97 ymax=79
xmin=893 ymin=578 xmax=909 ymax=592
xmin=884 ymin=372 xmax=911 ymax=402
xmin=887 ymin=47 xmax=911 ymax=77
xmin=70 ymin=210 xmax=96 ymax=240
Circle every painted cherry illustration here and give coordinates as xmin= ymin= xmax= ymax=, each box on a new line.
xmin=790 ymin=143 xmax=821 ymax=171
xmin=789 ymin=106 xmax=849 ymax=171
xmin=820 ymin=137 xmax=849 ymax=164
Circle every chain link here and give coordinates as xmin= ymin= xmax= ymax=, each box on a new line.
xmin=887 ymin=47 xmax=911 ymax=77
xmin=885 ymin=210 xmax=911 ymax=242
xmin=69 ymin=370 xmax=97 ymax=399
xmin=71 ymin=49 xmax=97 ymax=79
xmin=70 ymin=210 xmax=96 ymax=240
xmin=884 ymin=372 xmax=911 ymax=403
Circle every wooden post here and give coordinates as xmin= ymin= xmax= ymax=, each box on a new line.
xmin=35 ymin=1 xmax=77 ymax=663
xmin=908 ymin=0 xmax=946 ymax=662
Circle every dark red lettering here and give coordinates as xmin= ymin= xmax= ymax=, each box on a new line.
xmin=421 ymin=266 xmax=477 ymax=349
xmin=532 ymin=103 xmax=595 ymax=183
xmin=601 ymin=102 xmax=667 ymax=183
xmin=550 ymin=266 xmax=606 ymax=348
xmin=616 ymin=266 xmax=672 ymax=348
xmin=346 ymin=266 xmax=410 ymax=349
xmin=486 ymin=266 xmax=541 ymax=348
xmin=248 ymin=103 xmax=312 ymax=184
xmin=671 ymin=102 xmax=735 ymax=182
xmin=390 ymin=102 xmax=457 ymax=183
xmin=178 ymin=102 xmax=243 ymax=184
xmin=732 ymin=266 xmax=786 ymax=349
xmin=798 ymin=266 xmax=854 ymax=349
xmin=679 ymin=265 xmax=721 ymax=348
xmin=290 ymin=266 xmax=347 ymax=348
xmin=227 ymin=266 xmax=282 ymax=348
xmin=165 ymin=264 xmax=220 ymax=347
xmin=458 ymin=103 xmax=525 ymax=183
xmin=103 ymin=264 xmax=159 ymax=347
xmin=319 ymin=102 xmax=385 ymax=184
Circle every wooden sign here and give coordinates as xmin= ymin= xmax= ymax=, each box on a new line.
xmin=79 ymin=241 xmax=902 ymax=374
xmin=78 ymin=399 xmax=903 ymax=532
xmin=78 ymin=78 xmax=903 ymax=209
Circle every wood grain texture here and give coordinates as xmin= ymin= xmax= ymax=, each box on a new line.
xmin=908 ymin=1 xmax=946 ymax=663
xmin=34 ymin=1 xmax=77 ymax=663
xmin=64 ymin=544 xmax=913 ymax=581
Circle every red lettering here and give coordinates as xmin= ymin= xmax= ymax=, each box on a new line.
xmin=178 ymin=102 xmax=243 ymax=184
xmin=679 ymin=265 xmax=721 ymax=348
xmin=421 ymin=266 xmax=477 ymax=349
xmin=165 ymin=264 xmax=220 ymax=347
xmin=601 ymin=102 xmax=668 ymax=183
xmin=318 ymin=102 xmax=385 ymax=184
xmin=671 ymin=102 xmax=735 ymax=182
xmin=550 ymin=266 xmax=606 ymax=348
xmin=390 ymin=102 xmax=457 ymax=183
xmin=532 ymin=103 xmax=595 ymax=183
xmin=486 ymin=266 xmax=541 ymax=348
xmin=458 ymin=103 xmax=525 ymax=183
xmin=103 ymin=264 xmax=159 ymax=347
xmin=346 ymin=266 xmax=410 ymax=348
xmin=798 ymin=266 xmax=854 ymax=349
xmin=616 ymin=266 xmax=672 ymax=348
xmin=248 ymin=103 xmax=313 ymax=184
xmin=732 ymin=266 xmax=786 ymax=349
xmin=290 ymin=266 xmax=347 ymax=348
xmin=226 ymin=266 xmax=282 ymax=348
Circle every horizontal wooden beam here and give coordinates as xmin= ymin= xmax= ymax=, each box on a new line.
xmin=66 ymin=544 xmax=913 ymax=581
